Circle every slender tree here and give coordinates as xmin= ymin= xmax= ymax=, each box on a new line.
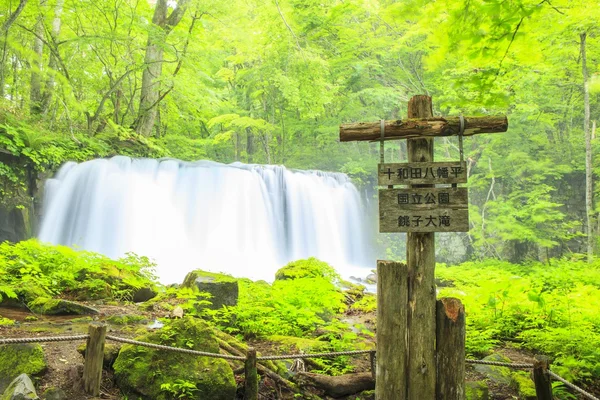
xmin=135 ymin=0 xmax=190 ymax=137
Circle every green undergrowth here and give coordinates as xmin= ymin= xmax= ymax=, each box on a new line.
xmin=0 ymin=239 xmax=159 ymax=304
xmin=437 ymin=257 xmax=600 ymax=385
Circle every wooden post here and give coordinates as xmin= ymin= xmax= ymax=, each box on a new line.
xmin=376 ymin=260 xmax=408 ymax=400
xmin=406 ymin=94 xmax=437 ymax=399
xmin=533 ymin=355 xmax=552 ymax=400
xmin=436 ymin=298 xmax=466 ymax=400
xmin=83 ymin=323 xmax=107 ymax=396
xmin=244 ymin=347 xmax=258 ymax=400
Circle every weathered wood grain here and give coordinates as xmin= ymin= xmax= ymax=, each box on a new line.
xmin=378 ymin=162 xmax=467 ymax=185
xmin=380 ymin=208 xmax=469 ymax=233
xmin=406 ymin=94 xmax=437 ymax=400
xmin=340 ymin=115 xmax=508 ymax=142
xmin=379 ymin=187 xmax=468 ymax=210
xmin=436 ymin=298 xmax=466 ymax=400
xmin=83 ymin=323 xmax=107 ymax=396
xmin=376 ymin=260 xmax=408 ymax=400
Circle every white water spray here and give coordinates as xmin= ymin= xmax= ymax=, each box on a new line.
xmin=38 ymin=156 xmax=373 ymax=283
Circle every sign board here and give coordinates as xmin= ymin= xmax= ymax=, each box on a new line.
xmin=379 ymin=187 xmax=469 ymax=233
xmin=378 ymin=161 xmax=467 ymax=186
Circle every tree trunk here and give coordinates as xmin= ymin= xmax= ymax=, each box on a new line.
xmin=41 ymin=0 xmax=64 ymax=115
xmin=0 ymin=0 xmax=28 ymax=33
xmin=581 ymin=32 xmax=593 ymax=262
xmin=247 ymin=128 xmax=254 ymax=163
xmin=30 ymin=0 xmax=46 ymax=115
xmin=135 ymin=0 xmax=189 ymax=136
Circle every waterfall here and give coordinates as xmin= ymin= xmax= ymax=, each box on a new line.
xmin=38 ymin=156 xmax=373 ymax=283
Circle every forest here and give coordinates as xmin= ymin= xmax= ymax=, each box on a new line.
xmin=0 ymin=0 xmax=599 ymax=399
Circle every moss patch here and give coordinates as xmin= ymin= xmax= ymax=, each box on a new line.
xmin=0 ymin=344 xmax=47 ymax=393
xmin=113 ymin=317 xmax=235 ymax=400
xmin=511 ymin=371 xmax=536 ymax=399
xmin=275 ymin=258 xmax=339 ymax=282
xmin=106 ymin=314 xmax=148 ymax=325
xmin=28 ymin=298 xmax=99 ymax=315
xmin=466 ymin=380 xmax=489 ymax=400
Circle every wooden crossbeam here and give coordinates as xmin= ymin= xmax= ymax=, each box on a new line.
xmin=339 ymin=116 xmax=508 ymax=142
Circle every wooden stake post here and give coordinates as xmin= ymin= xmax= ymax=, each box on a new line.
xmin=340 ymin=95 xmax=508 ymax=399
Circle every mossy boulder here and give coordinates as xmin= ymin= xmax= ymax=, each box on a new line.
xmin=473 ymin=354 xmax=512 ymax=385
xmin=105 ymin=314 xmax=148 ymax=325
xmin=0 ymin=344 xmax=47 ymax=393
xmin=511 ymin=371 xmax=536 ymax=400
xmin=28 ymin=299 xmax=99 ymax=315
xmin=1 ymin=374 xmax=39 ymax=400
xmin=465 ymin=381 xmax=489 ymax=400
xmin=77 ymin=343 xmax=120 ymax=369
xmin=275 ymin=258 xmax=339 ymax=282
xmin=113 ymin=317 xmax=236 ymax=400
xmin=182 ymin=270 xmax=238 ymax=309
xmin=40 ymin=387 xmax=66 ymax=400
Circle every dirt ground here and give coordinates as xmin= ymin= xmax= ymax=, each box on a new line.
xmin=1 ymin=305 xmax=595 ymax=400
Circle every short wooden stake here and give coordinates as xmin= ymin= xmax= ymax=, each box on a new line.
xmin=533 ymin=355 xmax=552 ymax=400
xmin=83 ymin=323 xmax=107 ymax=396
xmin=435 ymin=298 xmax=466 ymax=400
xmin=244 ymin=347 xmax=258 ymax=400
xmin=375 ymin=260 xmax=408 ymax=400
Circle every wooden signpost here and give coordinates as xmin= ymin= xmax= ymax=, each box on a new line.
xmin=339 ymin=95 xmax=508 ymax=400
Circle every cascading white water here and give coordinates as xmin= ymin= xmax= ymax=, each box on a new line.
xmin=38 ymin=156 xmax=373 ymax=283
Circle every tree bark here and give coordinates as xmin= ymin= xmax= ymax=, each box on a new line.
xmin=581 ymin=32 xmax=593 ymax=262
xmin=406 ymin=94 xmax=436 ymax=400
xmin=339 ymin=116 xmax=508 ymax=142
xmin=135 ymin=0 xmax=190 ymax=136
xmin=247 ymin=128 xmax=254 ymax=163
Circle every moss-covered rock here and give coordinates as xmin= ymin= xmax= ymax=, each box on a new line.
xmin=105 ymin=314 xmax=148 ymax=325
xmin=0 ymin=344 xmax=47 ymax=393
xmin=182 ymin=270 xmax=238 ymax=310
xmin=77 ymin=343 xmax=120 ymax=369
xmin=1 ymin=373 xmax=39 ymax=400
xmin=511 ymin=371 xmax=536 ymax=400
xmin=113 ymin=317 xmax=236 ymax=400
xmin=473 ymin=354 xmax=512 ymax=385
xmin=40 ymin=387 xmax=66 ymax=400
xmin=465 ymin=381 xmax=489 ymax=400
xmin=275 ymin=258 xmax=339 ymax=282
xmin=28 ymin=299 xmax=99 ymax=315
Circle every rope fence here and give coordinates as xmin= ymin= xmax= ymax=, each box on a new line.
xmin=465 ymin=359 xmax=534 ymax=369
xmin=0 ymin=334 xmax=89 ymax=344
xmin=1 ymin=332 xmax=598 ymax=400
xmin=548 ymin=371 xmax=600 ymax=400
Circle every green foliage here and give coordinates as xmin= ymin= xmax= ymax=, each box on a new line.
xmin=0 ymin=343 xmax=47 ymax=389
xmin=0 ymin=239 xmax=158 ymax=304
xmin=113 ymin=317 xmax=236 ymax=400
xmin=437 ymin=259 xmax=600 ymax=384
xmin=216 ymin=259 xmax=345 ymax=338
xmin=275 ymin=257 xmax=341 ymax=282
xmin=160 ymin=379 xmax=199 ymax=399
